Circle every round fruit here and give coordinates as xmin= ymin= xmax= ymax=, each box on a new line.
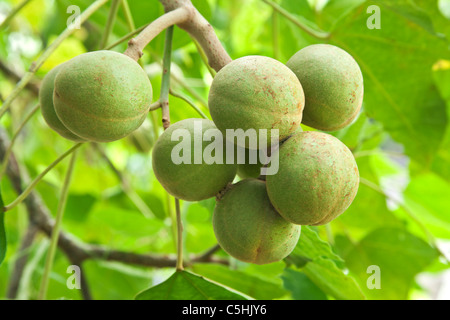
xmin=213 ymin=179 xmax=301 ymax=264
xmin=208 ymin=55 xmax=305 ymax=149
xmin=39 ymin=64 xmax=85 ymax=142
xmin=53 ymin=50 xmax=152 ymax=142
xmin=286 ymin=44 xmax=363 ymax=131
xmin=236 ymin=146 xmax=264 ymax=179
xmin=126 ymin=118 xmax=155 ymax=153
xmin=237 ymin=160 xmax=263 ymax=180
xmin=266 ymin=131 xmax=359 ymax=225
xmin=152 ymin=118 xmax=237 ymax=201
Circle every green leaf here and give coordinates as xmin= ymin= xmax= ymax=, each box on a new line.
xmin=191 ymin=263 xmax=287 ymax=300
xmin=431 ymin=62 xmax=450 ymax=180
xmin=331 ymin=0 xmax=449 ymax=166
xmin=339 ymin=228 xmax=439 ymax=299
xmin=285 ymin=227 xmax=364 ymax=300
xmin=0 ymin=187 xmax=5 ymax=265
xmin=281 ymin=268 xmax=327 ymax=300
xmin=404 ymin=172 xmax=450 ymax=239
xmin=287 ymin=226 xmax=343 ymax=266
xmin=303 ymin=258 xmax=366 ymax=300
xmin=135 ymin=270 xmax=248 ymax=300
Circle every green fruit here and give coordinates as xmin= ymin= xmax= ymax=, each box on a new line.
xmin=213 ymin=179 xmax=301 ymax=264
xmin=266 ymin=131 xmax=359 ymax=225
xmin=237 ymin=160 xmax=263 ymax=180
xmin=236 ymin=147 xmax=264 ymax=179
xmin=236 ymin=126 xmax=304 ymax=179
xmin=208 ymin=55 xmax=304 ymax=148
xmin=286 ymin=44 xmax=363 ymax=131
xmin=152 ymin=118 xmax=237 ymax=201
xmin=126 ymin=118 xmax=155 ymax=153
xmin=39 ymin=64 xmax=85 ymax=142
xmin=53 ymin=50 xmax=152 ymax=142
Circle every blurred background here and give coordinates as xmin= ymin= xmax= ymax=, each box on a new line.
xmin=0 ymin=0 xmax=449 ymax=300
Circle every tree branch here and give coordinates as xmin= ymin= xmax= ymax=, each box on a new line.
xmin=6 ymin=224 xmax=38 ymax=299
xmin=0 ymin=128 xmax=227 ymax=273
xmin=0 ymin=60 xmax=40 ymax=95
xmin=123 ymin=6 xmax=192 ymax=61
xmin=159 ymin=0 xmax=232 ymax=71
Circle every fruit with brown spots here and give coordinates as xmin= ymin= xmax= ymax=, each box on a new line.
xmin=152 ymin=118 xmax=237 ymax=201
xmin=286 ymin=44 xmax=363 ymax=131
xmin=213 ymin=178 xmax=301 ymax=264
xmin=39 ymin=63 xmax=85 ymax=142
xmin=208 ymin=55 xmax=305 ymax=148
xmin=53 ymin=50 xmax=152 ymax=142
xmin=266 ymin=131 xmax=359 ymax=225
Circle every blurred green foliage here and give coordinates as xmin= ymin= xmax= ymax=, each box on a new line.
xmin=0 ymin=0 xmax=449 ymax=300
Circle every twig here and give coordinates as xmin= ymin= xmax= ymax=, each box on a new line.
xmin=175 ymin=199 xmax=183 ymax=270
xmin=149 ymin=101 xmax=162 ymax=111
xmin=0 ymin=60 xmax=40 ymax=95
xmin=159 ymin=0 xmax=232 ymax=71
xmin=195 ymin=244 xmax=221 ymax=262
xmin=169 ymin=89 xmax=208 ymax=119
xmin=3 ymin=143 xmax=83 ymax=212
xmin=38 ymin=149 xmax=78 ymax=300
xmin=104 ymin=23 xmax=149 ymax=50
xmin=0 ymin=128 xmax=228 ymax=270
xmin=99 ymin=0 xmax=121 ymax=49
xmin=124 ymin=7 xmax=191 ymax=61
xmin=160 ymin=26 xmax=174 ymax=129
xmin=0 ymin=103 xmax=40 ymax=180
xmin=192 ymin=38 xmax=216 ymax=78
xmin=121 ymin=0 xmax=136 ymax=31
xmin=92 ymin=143 xmax=154 ymax=219
xmin=6 ymin=224 xmax=38 ymax=299
xmin=262 ymin=0 xmax=330 ymax=39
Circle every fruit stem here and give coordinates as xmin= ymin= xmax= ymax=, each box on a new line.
xmin=160 ymin=26 xmax=174 ymax=129
xmin=175 ymin=198 xmax=184 ymax=271
xmin=99 ymin=0 xmax=121 ymax=49
xmin=0 ymin=103 xmax=40 ymax=181
xmin=37 ymin=149 xmax=78 ymax=300
xmin=3 ymin=143 xmax=83 ymax=212
xmin=262 ymin=0 xmax=331 ymax=40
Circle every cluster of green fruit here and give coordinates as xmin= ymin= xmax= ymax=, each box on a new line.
xmin=39 ymin=50 xmax=153 ymax=143
xmin=153 ymin=44 xmax=363 ymax=265
xmin=39 ymin=44 xmax=362 ymax=265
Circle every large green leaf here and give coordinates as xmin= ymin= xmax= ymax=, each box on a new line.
xmin=404 ymin=172 xmax=450 ymax=239
xmin=135 ymin=270 xmax=248 ymax=300
xmin=191 ymin=263 xmax=287 ymax=300
xmin=281 ymin=268 xmax=327 ymax=300
xmin=303 ymin=258 xmax=366 ymax=300
xmin=431 ymin=62 xmax=450 ymax=179
xmin=339 ymin=228 xmax=439 ymax=299
xmin=331 ymin=0 xmax=449 ymax=166
xmin=287 ymin=226 xmax=343 ymax=267
xmin=286 ymin=227 xmax=364 ymax=300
